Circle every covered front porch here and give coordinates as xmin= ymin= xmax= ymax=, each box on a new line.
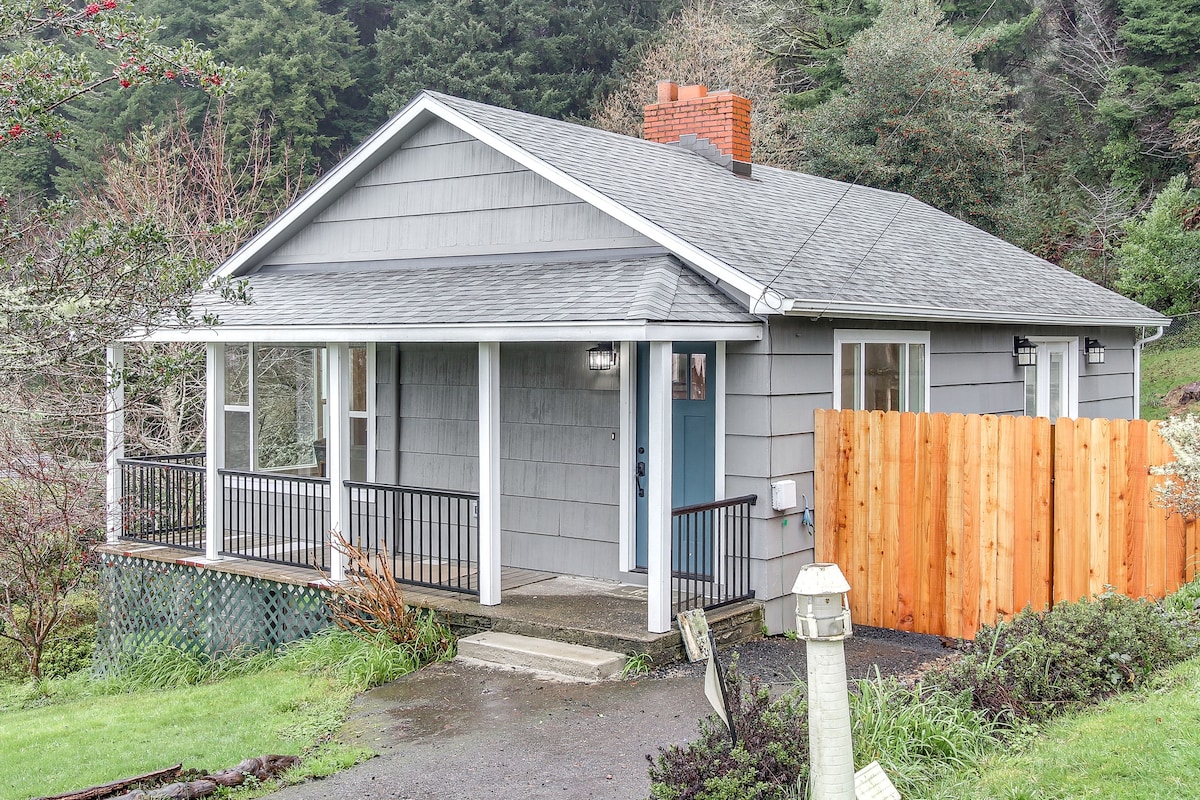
xmin=106 ymin=331 xmax=762 ymax=635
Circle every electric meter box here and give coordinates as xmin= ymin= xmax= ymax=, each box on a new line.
xmin=771 ymin=479 xmax=797 ymax=511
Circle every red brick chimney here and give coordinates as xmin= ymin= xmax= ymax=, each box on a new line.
xmin=643 ymin=81 xmax=752 ymax=175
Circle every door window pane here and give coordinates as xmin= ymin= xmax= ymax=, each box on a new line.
xmin=672 ymin=353 xmax=688 ymax=399
xmin=1049 ymin=350 xmax=1064 ymax=419
xmin=1024 ymin=364 xmax=1038 ymax=416
xmin=689 ymin=354 xmax=707 ymax=400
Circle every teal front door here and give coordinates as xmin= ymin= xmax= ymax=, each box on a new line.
xmin=634 ymin=342 xmax=717 ymax=570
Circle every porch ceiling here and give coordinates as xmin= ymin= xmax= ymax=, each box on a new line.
xmin=148 ymin=252 xmax=764 ymax=343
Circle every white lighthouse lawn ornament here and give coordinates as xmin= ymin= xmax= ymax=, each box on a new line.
xmin=793 ymin=563 xmax=855 ymax=800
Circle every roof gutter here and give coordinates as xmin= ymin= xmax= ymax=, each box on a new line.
xmin=782 ymin=298 xmax=1167 ymax=328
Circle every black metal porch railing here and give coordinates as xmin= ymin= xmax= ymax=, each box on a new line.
xmin=218 ymin=469 xmax=331 ymax=572
xmin=671 ymin=494 xmax=757 ymax=616
xmin=118 ymin=453 xmax=207 ymax=550
xmin=347 ymin=481 xmax=480 ymax=596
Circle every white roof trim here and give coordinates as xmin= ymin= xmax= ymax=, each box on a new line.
xmin=211 ymin=93 xmax=780 ymax=311
xmin=785 ymin=299 xmax=1167 ymax=328
xmin=129 ymin=321 xmax=765 ymax=344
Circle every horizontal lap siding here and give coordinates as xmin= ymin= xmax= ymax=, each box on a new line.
xmin=395 ymin=343 xmax=621 ymax=580
xmin=262 ymin=119 xmax=654 ymax=266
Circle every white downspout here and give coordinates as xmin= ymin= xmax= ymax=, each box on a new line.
xmin=1134 ymin=325 xmax=1166 ymax=420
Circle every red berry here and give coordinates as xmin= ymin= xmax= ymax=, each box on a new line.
xmin=165 ymin=70 xmax=176 ymax=80
xmin=85 ymin=3 xmax=101 ymax=16
xmin=103 ymin=0 xmax=117 ymax=7
xmin=119 ymin=78 xmax=131 ymax=88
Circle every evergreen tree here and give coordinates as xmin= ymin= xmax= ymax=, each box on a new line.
xmin=370 ymin=0 xmax=673 ymax=120
xmin=796 ymin=0 xmax=1018 ymax=230
xmin=1115 ymin=174 xmax=1200 ymax=315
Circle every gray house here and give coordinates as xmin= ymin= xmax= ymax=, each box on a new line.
xmin=106 ymin=83 xmax=1167 ymax=635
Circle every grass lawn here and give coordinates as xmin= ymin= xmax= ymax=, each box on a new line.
xmin=1141 ymin=344 xmax=1200 ymax=419
xmin=0 ymin=668 xmax=357 ymax=800
xmin=926 ymin=658 xmax=1200 ymax=800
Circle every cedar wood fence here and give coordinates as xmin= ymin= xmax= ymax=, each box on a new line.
xmin=814 ymin=410 xmax=1200 ymax=639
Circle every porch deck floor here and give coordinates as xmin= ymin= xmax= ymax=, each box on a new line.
xmin=100 ymin=539 xmax=763 ymax=663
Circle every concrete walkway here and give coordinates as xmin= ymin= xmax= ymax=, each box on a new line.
xmin=269 ymin=627 xmax=950 ymax=800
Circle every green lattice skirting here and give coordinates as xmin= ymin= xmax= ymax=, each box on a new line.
xmin=96 ymin=554 xmax=333 ymax=672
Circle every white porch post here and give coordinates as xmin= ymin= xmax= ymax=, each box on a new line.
xmin=647 ymin=341 xmax=673 ymax=633
xmin=204 ymin=342 xmax=225 ymax=561
xmin=104 ymin=344 xmax=125 ymax=545
xmin=327 ymin=342 xmax=351 ymax=582
xmin=478 ymin=341 xmax=502 ymax=606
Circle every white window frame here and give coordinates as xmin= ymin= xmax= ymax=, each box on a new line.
xmin=348 ymin=342 xmax=376 ymax=482
xmin=1022 ymin=337 xmax=1079 ymax=420
xmin=833 ymin=329 xmax=931 ymax=412
xmin=221 ymin=343 xmax=375 ymax=476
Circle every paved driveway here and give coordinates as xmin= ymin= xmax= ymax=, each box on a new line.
xmin=269 ymin=627 xmax=949 ymax=800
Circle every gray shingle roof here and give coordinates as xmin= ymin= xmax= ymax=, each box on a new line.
xmin=201 ymin=253 xmax=757 ymax=328
xmin=429 ymin=92 xmax=1165 ymax=326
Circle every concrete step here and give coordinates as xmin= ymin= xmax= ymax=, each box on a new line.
xmin=456 ymin=631 xmax=627 ymax=681
xmin=436 ymin=597 xmax=765 ymax=668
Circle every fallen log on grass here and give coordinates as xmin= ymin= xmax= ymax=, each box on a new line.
xmin=111 ymin=755 xmax=300 ymax=800
xmin=34 ymin=765 xmax=184 ymax=800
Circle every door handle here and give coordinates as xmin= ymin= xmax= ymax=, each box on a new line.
xmin=636 ymin=461 xmax=646 ymax=498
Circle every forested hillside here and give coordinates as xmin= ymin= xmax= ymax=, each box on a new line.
xmin=2 ymin=0 xmax=1195 ymax=702
xmin=3 ymin=0 xmax=1199 ymax=319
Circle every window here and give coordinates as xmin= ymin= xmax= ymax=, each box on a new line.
xmin=221 ymin=343 xmax=374 ymax=478
xmin=672 ymin=352 xmax=707 ymax=400
xmin=1023 ymin=339 xmax=1077 ymax=419
xmin=834 ymin=330 xmax=930 ymax=412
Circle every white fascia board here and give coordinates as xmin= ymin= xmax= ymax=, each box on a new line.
xmin=212 ymin=92 xmax=778 ymax=311
xmin=131 ymin=321 xmax=765 ymax=344
xmin=784 ymin=299 xmax=1168 ymax=328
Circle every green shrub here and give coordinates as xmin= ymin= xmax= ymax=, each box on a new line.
xmin=851 ymin=674 xmax=998 ymax=797
xmin=1164 ymin=576 xmax=1200 ymax=615
xmin=646 ymin=663 xmax=809 ymax=800
xmin=934 ymin=591 xmax=1195 ymax=723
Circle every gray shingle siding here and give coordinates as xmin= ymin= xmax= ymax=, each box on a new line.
xmin=393 ymin=343 xmax=622 ymax=581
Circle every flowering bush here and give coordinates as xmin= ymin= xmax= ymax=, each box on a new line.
xmin=1153 ymin=413 xmax=1200 ymax=518
xmin=0 ymin=1 xmax=238 ymax=146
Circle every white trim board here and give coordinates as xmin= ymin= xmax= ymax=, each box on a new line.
xmin=132 ymin=321 xmax=765 ymax=344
